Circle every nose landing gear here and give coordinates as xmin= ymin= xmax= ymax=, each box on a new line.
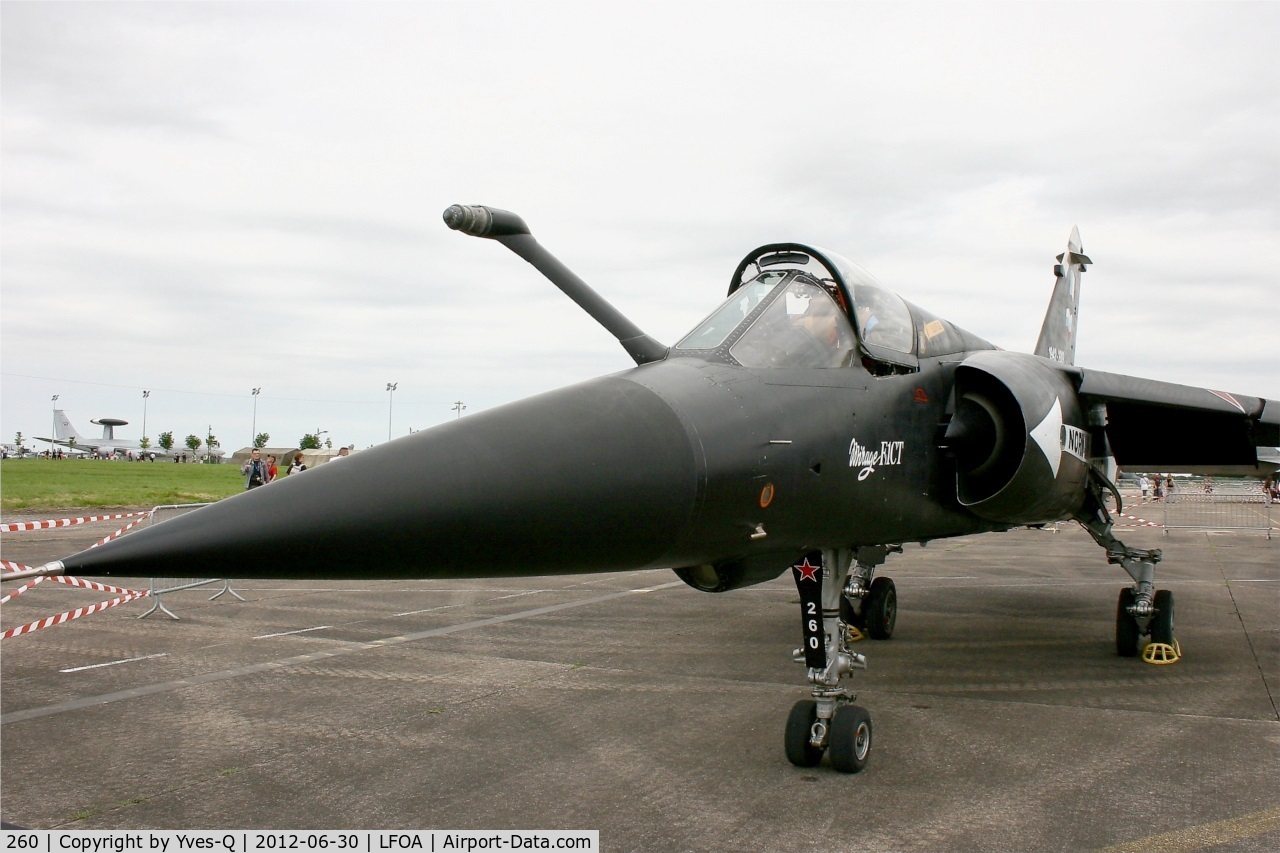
xmin=783 ymin=549 xmax=875 ymax=773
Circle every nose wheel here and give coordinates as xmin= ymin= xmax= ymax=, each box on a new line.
xmin=785 ymin=698 xmax=873 ymax=773
xmin=784 ymin=700 xmax=824 ymax=767
xmin=829 ymin=704 xmax=873 ymax=773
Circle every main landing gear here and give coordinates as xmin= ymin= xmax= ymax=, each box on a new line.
xmin=840 ymin=544 xmax=902 ymax=641
xmin=783 ymin=547 xmax=898 ymax=772
xmin=1076 ymin=474 xmax=1180 ymax=665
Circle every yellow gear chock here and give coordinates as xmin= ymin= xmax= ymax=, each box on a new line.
xmin=1142 ymin=639 xmax=1182 ymax=665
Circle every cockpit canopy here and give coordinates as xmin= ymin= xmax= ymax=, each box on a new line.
xmin=673 ymin=243 xmax=993 ymax=372
xmin=678 ymin=271 xmax=856 ymax=369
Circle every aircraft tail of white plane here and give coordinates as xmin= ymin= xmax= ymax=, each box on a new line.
xmin=51 ymin=410 xmax=88 ymax=444
xmin=1034 ymin=226 xmax=1091 ymax=366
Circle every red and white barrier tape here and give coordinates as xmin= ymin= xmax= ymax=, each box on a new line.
xmin=3 ymin=514 xmax=149 ymax=568
xmin=1 ymin=591 xmax=149 ymax=639
xmin=89 ymin=514 xmax=151 ymax=547
xmin=2 ymin=513 xmax=156 ymax=637
xmin=1115 ymin=512 xmax=1163 ymax=528
xmin=1 ymin=512 xmax=150 ymax=533
xmin=50 ymin=575 xmax=146 ymax=597
xmin=1 ymin=569 xmax=148 ymax=635
xmin=0 ymin=576 xmax=45 ymax=605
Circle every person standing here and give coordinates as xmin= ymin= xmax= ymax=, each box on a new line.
xmin=266 ymin=454 xmax=279 ymax=483
xmin=241 ymin=448 xmax=269 ymax=490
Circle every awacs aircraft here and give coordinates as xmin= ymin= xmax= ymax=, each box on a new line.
xmin=33 ymin=410 xmax=209 ymax=459
xmin=10 ymin=207 xmax=1278 ymax=774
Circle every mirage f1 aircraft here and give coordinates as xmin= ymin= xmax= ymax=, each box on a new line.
xmin=12 ymin=206 xmax=1278 ymax=774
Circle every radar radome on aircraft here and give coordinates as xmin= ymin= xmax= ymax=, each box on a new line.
xmin=13 ymin=206 xmax=1278 ymax=774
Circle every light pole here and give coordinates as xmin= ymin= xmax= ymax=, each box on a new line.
xmin=50 ymin=395 xmax=59 ymax=456
xmin=142 ymin=390 xmax=150 ymax=445
xmin=251 ymin=387 xmax=261 ymax=446
xmin=452 ymin=400 xmax=467 ymax=419
xmin=386 ymin=383 xmax=397 ymax=441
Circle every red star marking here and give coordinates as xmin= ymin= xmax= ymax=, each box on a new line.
xmin=794 ymin=558 xmax=820 ymax=582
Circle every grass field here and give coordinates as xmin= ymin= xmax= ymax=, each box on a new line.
xmin=0 ymin=458 xmax=245 ymax=512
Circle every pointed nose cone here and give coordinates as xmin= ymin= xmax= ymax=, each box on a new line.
xmin=60 ymin=377 xmax=700 ymax=580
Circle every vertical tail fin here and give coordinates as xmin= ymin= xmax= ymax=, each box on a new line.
xmin=1034 ymin=226 xmax=1091 ymax=365
xmin=52 ymin=410 xmax=86 ymax=443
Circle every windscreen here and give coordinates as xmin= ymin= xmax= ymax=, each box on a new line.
xmin=676 ymin=272 xmax=786 ymax=350
xmin=729 ymin=277 xmax=856 ymax=369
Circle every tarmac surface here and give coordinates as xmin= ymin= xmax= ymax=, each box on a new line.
xmin=2 ymin=512 xmax=1278 ymax=851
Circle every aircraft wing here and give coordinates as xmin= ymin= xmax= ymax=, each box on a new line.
xmin=32 ymin=436 xmax=98 ymax=451
xmin=1072 ymin=367 xmax=1280 ymax=475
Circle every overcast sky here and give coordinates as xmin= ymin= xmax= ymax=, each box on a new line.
xmin=3 ymin=1 xmax=1277 ymax=455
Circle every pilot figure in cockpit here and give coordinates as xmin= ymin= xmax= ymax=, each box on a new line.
xmin=856 ymin=302 xmax=879 ymax=338
xmin=776 ymin=291 xmax=854 ymax=368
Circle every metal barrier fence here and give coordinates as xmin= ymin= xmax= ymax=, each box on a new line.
xmin=138 ymin=503 xmax=246 ymax=619
xmin=1116 ymin=478 xmax=1274 ymax=539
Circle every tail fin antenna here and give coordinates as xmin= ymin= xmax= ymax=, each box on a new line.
xmin=1034 ymin=226 xmax=1091 ymax=365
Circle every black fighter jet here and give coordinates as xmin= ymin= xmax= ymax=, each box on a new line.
xmin=12 ymin=207 xmax=1278 ymax=773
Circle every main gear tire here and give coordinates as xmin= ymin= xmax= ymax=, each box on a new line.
xmin=864 ymin=577 xmax=897 ymax=640
xmin=1116 ymin=587 xmax=1140 ymax=657
xmin=1149 ymin=589 xmax=1175 ymax=646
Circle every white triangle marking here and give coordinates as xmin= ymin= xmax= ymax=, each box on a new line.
xmin=1031 ymin=398 xmax=1063 ymax=478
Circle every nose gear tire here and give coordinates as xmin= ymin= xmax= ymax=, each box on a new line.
xmin=784 ymin=700 xmax=825 ymax=767
xmin=828 ymin=704 xmax=873 ymax=773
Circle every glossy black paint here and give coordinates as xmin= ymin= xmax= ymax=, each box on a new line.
xmin=57 ymin=349 xmax=997 ymax=582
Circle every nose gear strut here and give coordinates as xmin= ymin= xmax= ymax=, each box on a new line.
xmin=783 ymin=549 xmax=874 ymax=773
